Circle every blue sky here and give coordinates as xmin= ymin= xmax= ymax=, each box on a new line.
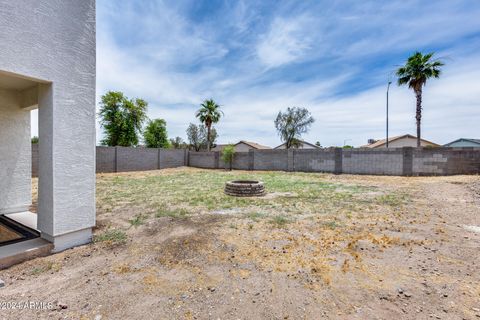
xmin=51 ymin=0 xmax=480 ymax=147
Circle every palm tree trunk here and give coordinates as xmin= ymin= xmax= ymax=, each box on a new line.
xmin=207 ymin=125 xmax=211 ymax=152
xmin=415 ymin=87 xmax=422 ymax=147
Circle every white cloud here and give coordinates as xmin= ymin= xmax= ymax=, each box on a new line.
xmin=256 ymin=16 xmax=314 ymax=68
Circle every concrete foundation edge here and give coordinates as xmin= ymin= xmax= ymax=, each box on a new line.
xmin=41 ymin=228 xmax=92 ymax=253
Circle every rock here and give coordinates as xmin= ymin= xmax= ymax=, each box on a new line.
xmin=404 ymin=292 xmax=412 ymax=298
xmin=58 ymin=303 xmax=68 ymax=310
xmin=0 ymin=279 xmax=4 ymax=288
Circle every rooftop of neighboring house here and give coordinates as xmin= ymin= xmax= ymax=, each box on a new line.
xmin=237 ymin=140 xmax=271 ymax=149
xmin=212 ymin=140 xmax=272 ymax=151
xmin=443 ymin=138 xmax=480 ymax=146
xmin=361 ymin=134 xmax=440 ymax=148
xmin=273 ymin=140 xmax=320 ymax=149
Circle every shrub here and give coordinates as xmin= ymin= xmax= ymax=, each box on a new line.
xmin=221 ymin=144 xmax=235 ymax=170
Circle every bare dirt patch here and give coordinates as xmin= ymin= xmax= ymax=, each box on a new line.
xmin=1 ymin=168 xmax=479 ymax=319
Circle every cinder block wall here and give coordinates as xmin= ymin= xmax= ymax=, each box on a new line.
xmin=412 ymin=148 xmax=480 ymax=175
xmin=254 ymin=150 xmax=288 ymax=171
xmin=188 ymin=151 xmax=217 ymax=169
xmin=160 ymin=149 xmax=187 ymax=169
xmin=96 ymin=146 xmax=116 ymax=173
xmin=294 ymin=149 xmax=336 ymax=172
xmin=189 ymin=147 xmax=480 ymax=176
xmin=116 ymin=147 xmax=158 ymax=172
xmin=32 ymin=146 xmax=187 ymax=176
xmin=32 ymin=146 xmax=480 ymax=177
xmin=342 ymin=148 xmax=404 ymax=175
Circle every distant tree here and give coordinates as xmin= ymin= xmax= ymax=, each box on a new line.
xmin=274 ymin=107 xmax=314 ymax=149
xmin=143 ymin=119 xmax=169 ymax=148
xmin=315 ymin=141 xmax=321 ymax=147
xmin=99 ymin=91 xmax=148 ymax=147
xmin=31 ymin=136 xmax=39 ymax=144
xmin=221 ymin=144 xmax=235 ymax=170
xmin=343 ymin=145 xmax=354 ymax=149
xmin=186 ymin=123 xmax=218 ymax=151
xmin=186 ymin=123 xmax=202 ymax=151
xmin=396 ymin=52 xmax=444 ymax=147
xmin=169 ymin=136 xmax=186 ymax=149
xmin=196 ymin=99 xmax=223 ymax=151
xmin=200 ymin=126 xmax=218 ymax=150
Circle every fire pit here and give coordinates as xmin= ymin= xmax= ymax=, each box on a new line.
xmin=225 ymin=180 xmax=265 ymax=197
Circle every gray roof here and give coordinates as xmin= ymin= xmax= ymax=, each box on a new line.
xmin=444 ymin=138 xmax=480 ymax=146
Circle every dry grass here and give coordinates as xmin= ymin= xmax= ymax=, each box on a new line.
xmin=2 ymin=168 xmax=478 ymax=319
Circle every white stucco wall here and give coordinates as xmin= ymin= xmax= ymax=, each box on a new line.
xmin=0 ymin=89 xmax=31 ymax=214
xmin=0 ymin=0 xmax=96 ymax=250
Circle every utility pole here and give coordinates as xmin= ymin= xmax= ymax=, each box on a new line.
xmin=386 ymin=81 xmax=392 ymax=148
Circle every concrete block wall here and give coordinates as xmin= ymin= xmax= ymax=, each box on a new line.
xmin=96 ymin=146 xmax=116 ymax=173
xmin=32 ymin=146 xmax=187 ymax=176
xmin=32 ymin=146 xmax=480 ymax=177
xmin=188 ymin=151 xmax=217 ymax=169
xmin=231 ymin=152 xmax=250 ymax=170
xmin=253 ymin=150 xmax=288 ymax=171
xmin=116 ymin=147 xmax=158 ymax=172
xmin=293 ymin=149 xmax=336 ymax=172
xmin=412 ymin=148 xmax=480 ymax=175
xmin=343 ymin=148 xmax=404 ymax=175
xmin=160 ymin=149 xmax=187 ymax=169
xmin=32 ymin=143 xmax=39 ymax=177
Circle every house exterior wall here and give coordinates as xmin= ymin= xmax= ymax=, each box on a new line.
xmin=234 ymin=143 xmax=252 ymax=152
xmin=0 ymin=0 xmax=96 ymax=251
xmin=0 ymin=89 xmax=31 ymax=214
xmin=371 ymin=137 xmax=436 ymax=148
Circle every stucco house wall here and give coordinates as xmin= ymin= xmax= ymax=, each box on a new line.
xmin=234 ymin=142 xmax=252 ymax=152
xmin=0 ymin=0 xmax=96 ymax=251
xmin=0 ymin=89 xmax=31 ymax=214
xmin=379 ymin=136 xmax=435 ymax=148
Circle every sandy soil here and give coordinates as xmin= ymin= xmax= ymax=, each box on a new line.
xmin=0 ymin=171 xmax=479 ymax=320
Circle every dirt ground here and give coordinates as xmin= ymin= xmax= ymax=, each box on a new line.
xmin=0 ymin=168 xmax=479 ymax=320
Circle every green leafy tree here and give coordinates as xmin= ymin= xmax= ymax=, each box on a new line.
xmin=221 ymin=144 xmax=235 ymax=170
xmin=396 ymin=52 xmax=444 ymax=147
xmin=99 ymin=91 xmax=148 ymax=147
xmin=274 ymin=107 xmax=314 ymax=149
xmin=31 ymin=136 xmax=39 ymax=144
xmin=143 ymin=119 xmax=169 ymax=148
xmin=195 ymin=99 xmax=223 ymax=151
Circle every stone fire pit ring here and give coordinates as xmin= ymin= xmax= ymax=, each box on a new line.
xmin=225 ymin=180 xmax=265 ymax=197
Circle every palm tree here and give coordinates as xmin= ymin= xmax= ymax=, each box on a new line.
xmin=196 ymin=99 xmax=223 ymax=151
xmin=396 ymin=52 xmax=444 ymax=147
